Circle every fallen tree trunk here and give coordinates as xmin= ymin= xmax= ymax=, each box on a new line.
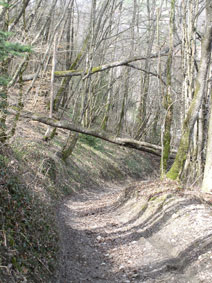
xmin=13 ymin=110 xmax=177 ymax=158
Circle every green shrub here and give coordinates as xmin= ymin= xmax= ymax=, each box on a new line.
xmin=79 ymin=134 xmax=104 ymax=151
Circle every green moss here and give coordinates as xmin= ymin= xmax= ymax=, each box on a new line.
xmin=70 ymin=52 xmax=83 ymax=70
xmin=149 ymin=194 xmax=167 ymax=203
xmin=54 ymin=66 xmax=103 ymax=77
xmin=149 ymin=195 xmax=158 ymax=201
xmin=184 ymin=81 xmax=200 ymax=128
xmin=167 ymin=130 xmax=189 ymax=180
xmin=141 ymin=203 xmax=148 ymax=210
xmin=0 ymin=154 xmax=9 ymax=165
xmin=167 ymin=80 xmax=201 ymax=181
xmin=91 ymin=66 xmax=102 ymax=72
xmin=79 ymin=134 xmax=104 ymax=151
xmin=54 ymin=69 xmax=79 ymax=76
xmin=53 ymin=40 xmax=87 ymax=111
xmin=70 ymin=34 xmax=89 ymax=70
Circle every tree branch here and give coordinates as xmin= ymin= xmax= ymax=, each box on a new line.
xmin=54 ymin=41 xmax=181 ymax=78
xmin=125 ymin=63 xmax=167 ymax=85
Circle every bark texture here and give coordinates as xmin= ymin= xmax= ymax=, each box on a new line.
xmin=167 ymin=1 xmax=212 ymax=180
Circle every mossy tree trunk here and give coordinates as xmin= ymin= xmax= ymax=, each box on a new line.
xmin=180 ymin=0 xmax=200 ymax=184
xmin=0 ymin=85 xmax=7 ymax=143
xmin=53 ymin=35 xmax=89 ymax=112
xmin=0 ymin=2 xmax=9 ymax=143
xmin=61 ymin=132 xmax=79 ymax=161
xmin=160 ymin=0 xmax=175 ymax=177
xmin=201 ymin=78 xmax=212 ymax=193
xmin=167 ymin=0 xmax=212 ymax=181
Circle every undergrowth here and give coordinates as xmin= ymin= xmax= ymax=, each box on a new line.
xmin=0 ymin=132 xmax=159 ymax=282
xmin=0 ymin=147 xmax=58 ymax=283
xmin=79 ymin=134 xmax=104 ymax=151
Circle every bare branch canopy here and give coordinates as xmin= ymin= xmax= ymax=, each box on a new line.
xmin=54 ymin=41 xmax=181 ymax=78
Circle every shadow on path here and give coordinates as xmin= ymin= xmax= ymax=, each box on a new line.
xmin=57 ymin=184 xmax=212 ymax=282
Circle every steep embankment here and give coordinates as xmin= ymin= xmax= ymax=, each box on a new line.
xmin=57 ymin=179 xmax=212 ymax=283
xmin=2 ymin=117 xmax=212 ymax=282
xmin=0 ymin=128 xmax=159 ymax=283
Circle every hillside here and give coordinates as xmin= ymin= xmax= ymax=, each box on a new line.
xmin=0 ymin=123 xmax=159 ymax=282
xmin=1 ymin=1 xmax=212 ymax=282
xmin=1 ymin=124 xmax=212 ymax=282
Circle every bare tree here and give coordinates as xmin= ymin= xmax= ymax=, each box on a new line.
xmin=167 ymin=0 xmax=212 ymax=181
xmin=160 ymin=0 xmax=175 ymax=177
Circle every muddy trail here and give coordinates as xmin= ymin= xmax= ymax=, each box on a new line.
xmin=56 ymin=180 xmax=212 ymax=283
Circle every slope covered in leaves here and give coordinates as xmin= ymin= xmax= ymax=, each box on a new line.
xmin=0 ymin=122 xmax=159 ymax=282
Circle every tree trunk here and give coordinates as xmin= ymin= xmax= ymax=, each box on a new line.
xmin=61 ymin=132 xmax=79 ymax=161
xmin=0 ymin=3 xmax=9 ymax=143
xmin=160 ymin=0 xmax=175 ymax=177
xmin=201 ymin=71 xmax=212 ymax=192
xmin=167 ymin=1 xmax=212 ymax=181
xmin=13 ymin=109 xmax=177 ymax=158
xmin=134 ymin=0 xmax=156 ymax=140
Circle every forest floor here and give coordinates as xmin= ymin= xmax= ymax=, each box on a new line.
xmin=2 ymin=91 xmax=212 ymax=282
xmin=56 ymin=179 xmax=212 ymax=283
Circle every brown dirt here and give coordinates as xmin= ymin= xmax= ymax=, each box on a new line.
xmin=56 ymin=180 xmax=212 ymax=283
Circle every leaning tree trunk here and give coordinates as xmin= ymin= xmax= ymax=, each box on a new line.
xmin=0 ymin=4 xmax=10 ymax=143
xmin=167 ymin=0 xmax=212 ymax=181
xmin=201 ymin=70 xmax=212 ymax=193
xmin=160 ymin=0 xmax=175 ymax=177
xmin=180 ymin=0 xmax=200 ymax=185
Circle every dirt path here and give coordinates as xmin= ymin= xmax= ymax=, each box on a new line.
xmin=56 ymin=181 xmax=212 ymax=283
